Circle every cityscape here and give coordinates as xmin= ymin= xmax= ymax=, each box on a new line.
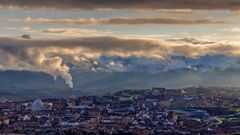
xmin=1 ymin=87 xmax=240 ymax=134
xmin=1 ymin=0 xmax=240 ymax=134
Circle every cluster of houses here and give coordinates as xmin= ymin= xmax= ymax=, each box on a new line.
xmin=0 ymin=87 xmax=240 ymax=134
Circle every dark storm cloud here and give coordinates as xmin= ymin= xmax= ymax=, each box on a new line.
xmin=0 ymin=0 xmax=240 ymax=10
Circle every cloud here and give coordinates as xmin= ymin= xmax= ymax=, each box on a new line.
xmin=21 ymin=27 xmax=113 ymax=37
xmin=97 ymin=55 xmax=240 ymax=74
xmin=0 ymin=36 xmax=240 ymax=87
xmin=1 ymin=26 xmax=113 ymax=37
xmin=0 ymin=17 xmax=226 ymax=25
xmin=231 ymin=27 xmax=240 ymax=33
xmin=0 ymin=0 xmax=240 ymax=10
xmin=0 ymin=37 xmax=73 ymax=88
xmin=167 ymin=37 xmax=216 ymax=44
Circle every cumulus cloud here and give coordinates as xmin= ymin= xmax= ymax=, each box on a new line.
xmin=0 ymin=17 xmax=226 ymax=25
xmin=0 ymin=37 xmax=73 ymax=88
xmin=0 ymin=0 xmax=240 ymax=10
xmin=0 ymin=36 xmax=240 ymax=87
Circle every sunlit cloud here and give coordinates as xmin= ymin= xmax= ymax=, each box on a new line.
xmin=36 ymin=28 xmax=112 ymax=37
xmin=231 ymin=27 xmax=240 ymax=33
xmin=1 ymin=26 xmax=114 ymax=37
xmin=0 ymin=17 xmax=226 ymax=25
xmin=0 ymin=35 xmax=240 ymax=88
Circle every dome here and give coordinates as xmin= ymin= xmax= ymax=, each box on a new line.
xmin=31 ymin=99 xmax=45 ymax=111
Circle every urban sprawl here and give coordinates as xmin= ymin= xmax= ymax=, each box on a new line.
xmin=1 ymin=87 xmax=240 ymax=135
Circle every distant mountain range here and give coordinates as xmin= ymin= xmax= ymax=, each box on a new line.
xmin=1 ymin=69 xmax=240 ymax=101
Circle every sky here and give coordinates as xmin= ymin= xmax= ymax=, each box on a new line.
xmin=0 ymin=0 xmax=240 ymax=88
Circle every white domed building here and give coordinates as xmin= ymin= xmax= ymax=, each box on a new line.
xmin=31 ymin=99 xmax=45 ymax=111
